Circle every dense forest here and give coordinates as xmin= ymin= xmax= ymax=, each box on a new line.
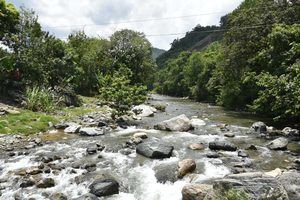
xmin=155 ymin=0 xmax=300 ymax=124
xmin=0 ymin=0 xmax=155 ymax=114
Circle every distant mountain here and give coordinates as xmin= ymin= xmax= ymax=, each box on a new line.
xmin=156 ymin=25 xmax=222 ymax=68
xmin=152 ymin=47 xmax=166 ymax=60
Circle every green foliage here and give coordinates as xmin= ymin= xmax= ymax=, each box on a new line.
xmin=0 ymin=0 xmax=19 ymax=39
xmin=98 ymin=70 xmax=147 ymax=114
xmin=24 ymin=86 xmax=61 ymax=112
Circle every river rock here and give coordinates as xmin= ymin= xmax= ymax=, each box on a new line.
xmin=133 ymin=132 xmax=148 ymax=139
xmin=278 ymin=171 xmax=300 ymax=200
xmin=136 ymin=140 xmax=174 ymax=159
xmin=73 ymin=193 xmax=99 ymax=200
xmin=86 ymin=147 xmax=97 ymax=155
xmin=224 ymin=132 xmax=235 ymax=138
xmin=49 ymin=193 xmax=67 ymax=200
xmin=237 ymin=150 xmax=248 ymax=158
xmin=36 ymin=178 xmax=55 ymax=188
xmin=20 ymin=179 xmax=35 ymax=188
xmin=152 ymin=103 xmax=167 ymax=112
xmin=188 ymin=143 xmax=205 ymax=150
xmin=178 ymin=159 xmax=196 ymax=178
xmin=182 ymin=184 xmax=213 ymax=200
xmin=246 ymin=144 xmax=257 ymax=150
xmin=213 ymin=172 xmax=289 ymax=199
xmin=89 ymin=179 xmax=119 ymax=197
xmin=154 ymin=114 xmax=191 ymax=132
xmin=132 ymin=105 xmax=157 ymax=117
xmin=80 ymin=127 xmax=104 ymax=136
xmin=265 ymin=168 xmax=282 ymax=177
xmin=64 ymin=123 xmax=81 ymax=133
xmin=154 ymin=162 xmax=178 ymax=183
xmin=267 ymin=137 xmax=288 ymax=150
xmin=282 ymin=127 xmax=299 ymax=137
xmin=190 ymin=118 xmax=206 ymax=128
xmin=209 ymin=141 xmax=237 ymax=151
xmin=250 ymin=122 xmax=267 ymax=133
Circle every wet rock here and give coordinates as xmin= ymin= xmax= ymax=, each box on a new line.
xmin=267 ymin=137 xmax=288 ymax=150
xmin=154 ymin=114 xmax=191 ymax=132
xmin=213 ymin=172 xmax=288 ymax=200
xmin=133 ymin=132 xmax=148 ymax=139
xmin=206 ymin=152 xmax=220 ymax=158
xmin=97 ymin=121 xmax=107 ymax=127
xmin=209 ymin=141 xmax=237 ymax=151
xmin=182 ymin=184 xmax=213 ymax=200
xmin=178 ymin=159 xmax=196 ymax=178
xmin=224 ymin=132 xmax=235 ymax=138
xmin=54 ymin=122 xmax=70 ymax=129
xmin=7 ymin=152 xmax=16 ymax=157
xmin=96 ymin=143 xmax=105 ymax=151
xmin=130 ymin=137 xmax=143 ymax=145
xmin=73 ymin=194 xmax=98 ymax=200
xmin=278 ymin=171 xmax=300 ymax=200
xmin=188 ymin=143 xmax=205 ymax=150
xmin=282 ymin=127 xmax=299 ymax=137
xmin=26 ymin=167 xmax=42 ymax=175
xmin=245 ymin=144 xmax=257 ymax=150
xmin=64 ymin=123 xmax=81 ymax=133
xmin=86 ymin=147 xmax=97 ymax=155
xmin=49 ymin=193 xmax=67 ymax=200
xmin=20 ymin=179 xmax=35 ymax=188
xmin=36 ymin=178 xmax=55 ymax=188
xmin=89 ymin=179 xmax=119 ymax=197
xmin=80 ymin=127 xmax=104 ymax=136
xmin=190 ymin=118 xmax=206 ymax=128
xmin=132 ymin=105 xmax=157 ymax=117
xmin=154 ymin=162 xmax=178 ymax=183
xmin=237 ymin=150 xmax=248 ymax=158
xmin=136 ymin=140 xmax=174 ymax=159
xmin=250 ymin=122 xmax=267 ymax=134
xmin=119 ymin=148 xmax=133 ymax=155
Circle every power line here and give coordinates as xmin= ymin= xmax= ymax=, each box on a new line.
xmin=44 ymin=4 xmax=295 ymax=29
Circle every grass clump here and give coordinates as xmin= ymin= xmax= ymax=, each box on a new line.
xmin=24 ymin=86 xmax=62 ymax=112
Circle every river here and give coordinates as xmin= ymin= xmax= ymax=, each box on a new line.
xmin=0 ymin=94 xmax=299 ymax=199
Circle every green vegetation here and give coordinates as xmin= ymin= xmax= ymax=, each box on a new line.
xmin=156 ymin=0 xmax=300 ymax=124
xmin=1 ymin=1 xmax=154 ymax=114
xmin=0 ymin=110 xmax=58 ymax=135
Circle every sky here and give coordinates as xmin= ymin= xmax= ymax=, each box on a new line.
xmin=8 ymin=0 xmax=243 ymax=50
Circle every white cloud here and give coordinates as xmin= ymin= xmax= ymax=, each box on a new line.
xmin=9 ymin=0 xmax=243 ymax=50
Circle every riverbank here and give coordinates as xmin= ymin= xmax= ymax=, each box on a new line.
xmin=0 ymin=94 xmax=299 ymax=199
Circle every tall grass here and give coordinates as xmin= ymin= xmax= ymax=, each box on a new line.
xmin=25 ymin=86 xmax=61 ymax=112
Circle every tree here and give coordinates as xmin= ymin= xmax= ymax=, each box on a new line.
xmin=0 ymin=0 xmax=19 ymax=40
xmin=108 ymin=29 xmax=155 ymax=88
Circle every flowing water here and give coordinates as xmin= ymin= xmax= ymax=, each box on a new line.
xmin=0 ymin=94 xmax=299 ymax=200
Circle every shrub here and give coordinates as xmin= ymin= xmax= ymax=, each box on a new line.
xmin=98 ymin=72 xmax=147 ymax=114
xmin=24 ymin=86 xmax=62 ymax=112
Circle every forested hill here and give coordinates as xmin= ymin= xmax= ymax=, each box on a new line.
xmin=156 ymin=25 xmax=221 ymax=68
xmin=152 ymin=47 xmax=166 ymax=60
xmin=155 ymin=0 xmax=300 ymax=125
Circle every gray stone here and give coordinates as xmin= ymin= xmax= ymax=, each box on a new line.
xmin=154 ymin=114 xmax=191 ymax=132
xmin=250 ymin=122 xmax=267 ymax=134
xmin=267 ymin=137 xmax=288 ymax=150
xmin=136 ymin=140 xmax=174 ymax=159
xmin=278 ymin=171 xmax=300 ymax=200
xmin=64 ymin=123 xmax=81 ymax=133
xmin=80 ymin=127 xmax=104 ymax=136
xmin=89 ymin=179 xmax=119 ymax=197
xmin=182 ymin=184 xmax=213 ymax=200
xmin=209 ymin=141 xmax=237 ymax=151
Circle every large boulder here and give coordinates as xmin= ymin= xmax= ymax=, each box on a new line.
xmin=132 ymin=105 xmax=157 ymax=117
xmin=136 ymin=140 xmax=174 ymax=159
xmin=89 ymin=179 xmax=119 ymax=197
xmin=250 ymin=122 xmax=267 ymax=134
xmin=282 ymin=127 xmax=299 ymax=137
xmin=213 ymin=172 xmax=289 ymax=200
xmin=267 ymin=137 xmax=288 ymax=150
xmin=154 ymin=114 xmax=191 ymax=132
xmin=209 ymin=141 xmax=237 ymax=151
xmin=182 ymin=184 xmax=213 ymax=200
xmin=278 ymin=171 xmax=300 ymax=200
xmin=178 ymin=159 xmax=196 ymax=178
xmin=79 ymin=127 xmax=104 ymax=136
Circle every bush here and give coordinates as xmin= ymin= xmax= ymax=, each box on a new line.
xmin=24 ymin=86 xmax=62 ymax=112
xmin=98 ymin=71 xmax=147 ymax=114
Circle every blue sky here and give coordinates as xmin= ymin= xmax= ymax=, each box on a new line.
xmin=8 ymin=0 xmax=243 ymax=50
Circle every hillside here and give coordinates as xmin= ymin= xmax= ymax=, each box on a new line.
xmin=156 ymin=25 xmax=221 ymax=68
xmin=152 ymin=47 xmax=166 ymax=60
